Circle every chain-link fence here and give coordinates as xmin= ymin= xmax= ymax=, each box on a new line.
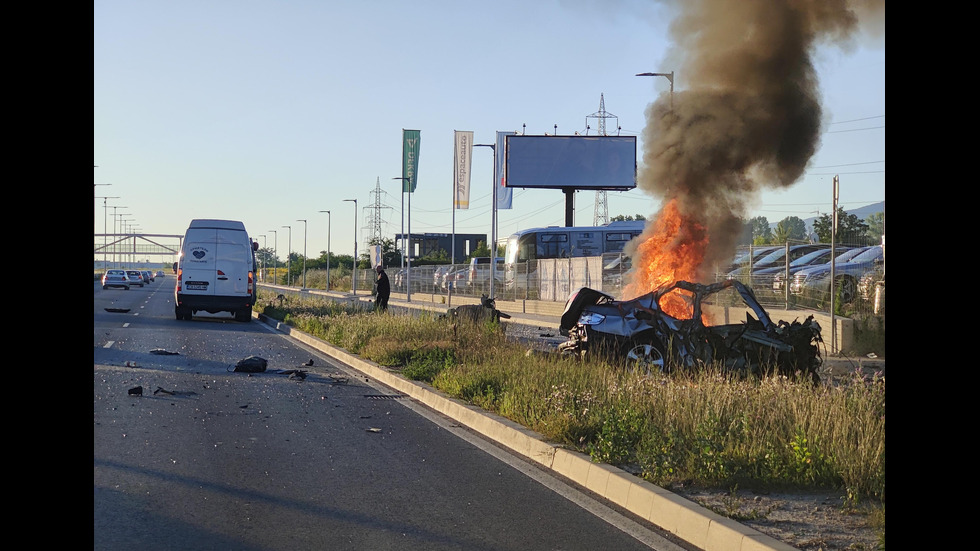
xmin=383 ymin=241 xmax=884 ymax=321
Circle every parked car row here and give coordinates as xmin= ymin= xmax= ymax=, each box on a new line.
xmin=725 ymin=244 xmax=827 ymax=281
xmin=100 ymin=269 xmax=162 ymax=290
xmin=787 ymin=245 xmax=883 ymax=303
xmin=769 ymin=246 xmax=861 ymax=293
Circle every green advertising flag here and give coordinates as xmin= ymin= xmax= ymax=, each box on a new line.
xmin=402 ymin=129 xmax=420 ymax=192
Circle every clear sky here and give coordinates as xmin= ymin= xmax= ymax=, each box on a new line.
xmin=94 ymin=0 xmax=884 ymax=263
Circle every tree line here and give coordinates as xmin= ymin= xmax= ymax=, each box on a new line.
xmin=742 ymin=208 xmax=883 ymax=247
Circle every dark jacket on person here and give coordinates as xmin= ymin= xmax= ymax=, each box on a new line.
xmin=375 ymin=267 xmax=390 ymax=310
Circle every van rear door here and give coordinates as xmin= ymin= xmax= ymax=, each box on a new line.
xmin=213 ymin=229 xmax=250 ymax=296
xmin=181 ymin=234 xmax=218 ymax=296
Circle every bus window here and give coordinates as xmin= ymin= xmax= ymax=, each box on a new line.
xmin=537 ymin=232 xmax=568 ymax=259
xmin=604 ymin=231 xmax=641 ymax=253
xmin=570 ymin=231 xmax=602 ymax=256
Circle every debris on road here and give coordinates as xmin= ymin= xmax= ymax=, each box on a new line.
xmin=153 ymin=387 xmax=175 ymax=396
xmin=128 ymin=386 xmax=143 ymax=396
xmin=150 ymin=348 xmax=180 ymax=355
xmin=276 ymin=369 xmax=308 ymax=380
xmin=232 ymin=356 xmax=268 ymax=373
xmin=105 ymin=308 xmax=131 ymax=313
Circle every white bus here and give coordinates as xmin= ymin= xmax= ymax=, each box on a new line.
xmin=502 ymin=220 xmax=645 ymax=299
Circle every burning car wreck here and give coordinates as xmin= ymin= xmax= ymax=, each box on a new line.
xmin=558 ymin=279 xmax=823 ymax=382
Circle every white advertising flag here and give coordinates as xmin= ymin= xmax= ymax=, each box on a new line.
xmin=454 ymin=130 xmax=473 ymax=209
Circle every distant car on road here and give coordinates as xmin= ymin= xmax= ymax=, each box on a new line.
xmin=102 ymin=270 xmax=131 ymax=290
xmin=126 ymin=270 xmax=145 ymax=287
xmin=155 ymin=270 xmax=166 ymax=278
xmin=142 ymin=270 xmax=154 ymax=283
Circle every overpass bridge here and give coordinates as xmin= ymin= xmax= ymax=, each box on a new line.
xmin=94 ymin=233 xmax=183 ymax=269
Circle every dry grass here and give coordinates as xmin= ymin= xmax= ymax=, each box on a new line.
xmin=258 ymin=290 xmax=884 ymax=509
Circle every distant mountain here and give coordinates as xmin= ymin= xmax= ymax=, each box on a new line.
xmin=769 ymin=201 xmax=884 ymax=233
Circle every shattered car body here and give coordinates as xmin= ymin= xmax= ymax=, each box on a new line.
xmin=558 ymin=280 xmax=823 ymax=381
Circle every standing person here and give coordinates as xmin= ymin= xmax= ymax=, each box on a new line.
xmin=374 ymin=264 xmax=390 ymax=312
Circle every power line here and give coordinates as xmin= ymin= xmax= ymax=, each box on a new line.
xmin=829 ymin=115 xmax=884 ymax=125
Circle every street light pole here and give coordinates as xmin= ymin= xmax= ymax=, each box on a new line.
xmin=343 ymin=199 xmax=357 ymax=296
xmin=319 ymin=210 xmax=331 ymax=292
xmin=94 ymin=183 xmax=111 ymax=233
xmin=282 ymin=225 xmax=292 ymax=286
xmin=111 ymin=206 xmax=128 ymax=268
xmin=96 ymin=195 xmax=119 ymax=270
xmin=119 ymin=215 xmax=136 ymax=266
xmin=391 ymin=177 xmax=412 ymax=302
xmin=268 ymin=229 xmax=278 ymax=285
xmin=636 ymin=71 xmax=674 ymax=109
xmin=257 ymin=234 xmax=266 ymax=282
xmin=296 ymin=219 xmax=307 ymax=288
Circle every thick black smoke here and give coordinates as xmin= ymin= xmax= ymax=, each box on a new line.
xmin=634 ymin=0 xmax=885 ymax=280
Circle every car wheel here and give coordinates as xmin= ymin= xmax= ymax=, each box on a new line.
xmin=103 ymin=285 xmax=108 ymax=290
xmin=623 ymin=334 xmax=668 ymax=376
xmin=235 ymin=307 xmax=252 ymax=322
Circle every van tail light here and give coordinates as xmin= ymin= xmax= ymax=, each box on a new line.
xmin=248 ymin=271 xmax=254 ymax=286
xmin=176 ymin=268 xmax=182 ymax=292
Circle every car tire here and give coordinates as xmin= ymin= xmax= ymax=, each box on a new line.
xmin=103 ymin=285 xmax=108 ymax=290
xmin=623 ymin=333 xmax=668 ymax=376
xmin=235 ymin=307 xmax=252 ymax=322
xmin=124 ymin=285 xmax=130 ymax=290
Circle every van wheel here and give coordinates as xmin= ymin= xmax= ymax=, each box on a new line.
xmin=175 ymin=306 xmax=191 ymax=320
xmin=235 ymin=307 xmax=252 ymax=322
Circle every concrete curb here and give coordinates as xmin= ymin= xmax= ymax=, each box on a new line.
xmin=256 ymin=311 xmax=799 ymax=551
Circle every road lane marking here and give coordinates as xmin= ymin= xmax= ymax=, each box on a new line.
xmin=104 ymin=341 xmax=115 ymax=348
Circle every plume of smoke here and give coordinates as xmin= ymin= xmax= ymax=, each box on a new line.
xmin=634 ymin=0 xmax=885 ymax=281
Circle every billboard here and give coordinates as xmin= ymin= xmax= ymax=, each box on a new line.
xmin=504 ymin=135 xmax=636 ymax=191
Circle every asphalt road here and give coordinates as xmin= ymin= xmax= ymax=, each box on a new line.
xmin=93 ymin=278 xmax=692 ymax=551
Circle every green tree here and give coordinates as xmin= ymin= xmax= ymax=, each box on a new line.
xmin=469 ymin=240 xmax=492 ymax=260
xmin=773 ymin=216 xmax=808 ymax=243
xmin=813 ymin=208 xmax=871 ymax=244
xmin=747 ymin=216 xmax=773 ymax=244
xmin=610 ymin=214 xmax=647 ymax=221
xmin=421 ymin=248 xmax=449 ymax=262
xmin=865 ymin=212 xmax=884 ymax=244
xmin=361 ymin=237 xmax=400 ymax=268
xmin=256 ymin=246 xmax=278 ymax=268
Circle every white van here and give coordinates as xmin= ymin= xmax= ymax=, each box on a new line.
xmin=174 ymin=219 xmax=259 ymax=322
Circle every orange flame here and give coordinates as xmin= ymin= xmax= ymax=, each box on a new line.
xmin=622 ymin=199 xmax=709 ymax=319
